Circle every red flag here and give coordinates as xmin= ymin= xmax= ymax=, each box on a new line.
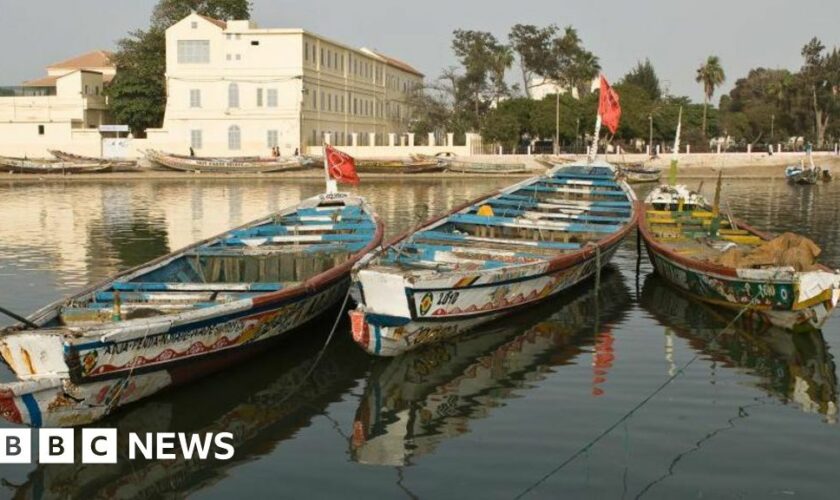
xmin=325 ymin=144 xmax=360 ymax=186
xmin=598 ymin=75 xmax=621 ymax=135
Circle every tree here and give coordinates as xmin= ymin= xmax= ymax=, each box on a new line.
xmin=508 ymin=24 xmax=558 ymax=98
xmin=451 ymin=30 xmax=513 ymax=128
xmin=151 ymin=0 xmax=252 ymax=29
xmin=489 ymin=44 xmax=515 ymax=106
xmin=695 ymin=55 xmax=726 ymax=137
xmin=622 ymin=59 xmax=661 ymax=100
xmin=799 ymin=37 xmax=840 ymax=147
xmin=107 ymin=0 xmax=251 ymax=135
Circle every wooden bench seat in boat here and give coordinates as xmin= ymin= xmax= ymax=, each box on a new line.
xmin=413 ymin=230 xmax=582 ymax=251
xmin=448 ymin=213 xmax=623 ymax=234
xmin=471 ymin=205 xmax=629 ymax=224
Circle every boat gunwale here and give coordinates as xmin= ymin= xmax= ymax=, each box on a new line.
xmin=360 ymin=165 xmax=641 ymax=281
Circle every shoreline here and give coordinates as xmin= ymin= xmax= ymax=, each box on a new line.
xmin=1 ymin=157 xmax=836 ymax=183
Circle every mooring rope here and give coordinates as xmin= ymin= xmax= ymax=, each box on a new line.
xmin=513 ymin=301 xmax=754 ymax=499
xmin=269 ymin=284 xmax=353 ymax=409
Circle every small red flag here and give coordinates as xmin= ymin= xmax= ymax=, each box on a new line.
xmin=598 ymin=75 xmax=621 ymax=135
xmin=325 ymin=144 xmax=360 ymax=186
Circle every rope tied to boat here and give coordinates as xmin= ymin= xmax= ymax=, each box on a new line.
xmin=513 ymin=297 xmax=757 ymax=499
xmin=585 ymin=242 xmax=602 ymax=294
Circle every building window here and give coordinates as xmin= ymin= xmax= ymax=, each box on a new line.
xmin=226 ymin=33 xmax=232 ymax=40
xmin=320 ymin=48 xmax=324 ymax=66
xmin=38 ymin=125 xmax=45 ymax=135
xmin=191 ymin=129 xmax=202 ymax=149
xmin=235 ymin=54 xmax=241 ymax=61
xmin=311 ymin=129 xmax=317 ymax=146
xmin=251 ymin=40 xmax=259 ymax=46
xmin=320 ymin=91 xmax=324 ymax=110
xmin=228 ymin=83 xmax=239 ymax=108
xmin=228 ymin=125 xmax=241 ymax=150
xmin=177 ymin=40 xmax=210 ymax=64
xmin=85 ymin=85 xmax=89 ymax=95
xmin=267 ymin=89 xmax=277 ymax=107
xmin=312 ymin=91 xmax=317 ymax=109
xmin=190 ymin=89 xmax=201 ymax=108
xmin=340 ymin=95 xmax=344 ymax=112
xmin=226 ymin=54 xmax=231 ymax=61
xmin=267 ymin=130 xmax=278 ymax=148
xmin=191 ymin=21 xmax=198 ymax=29
xmin=256 ymin=88 xmax=263 ymax=107
xmin=235 ymin=34 xmax=241 ymax=40
xmin=304 ymin=42 xmax=308 ymax=61
xmin=327 ymin=93 xmax=332 ymax=112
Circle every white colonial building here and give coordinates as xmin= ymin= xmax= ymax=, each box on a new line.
xmin=146 ymin=12 xmax=424 ymax=156
xmin=0 ymin=51 xmax=116 ymax=157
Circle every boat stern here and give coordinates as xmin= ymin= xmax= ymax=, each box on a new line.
xmin=790 ymin=270 xmax=840 ymax=330
xmin=349 ymin=268 xmax=415 ymax=356
xmin=0 ymin=330 xmax=70 ymax=378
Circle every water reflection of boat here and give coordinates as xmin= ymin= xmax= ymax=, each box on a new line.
xmin=350 ymin=267 xmax=632 ymax=465
xmin=4 ymin=331 xmax=368 ymax=500
xmin=640 ymin=274 xmax=838 ymax=422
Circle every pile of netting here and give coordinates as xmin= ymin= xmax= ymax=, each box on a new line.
xmin=712 ymin=232 xmax=822 ymax=271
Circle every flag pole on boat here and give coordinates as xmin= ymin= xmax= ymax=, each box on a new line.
xmin=590 ymin=75 xmax=621 ymax=164
xmin=668 ymin=106 xmax=682 ymax=186
xmin=323 ymin=137 xmax=338 ymax=194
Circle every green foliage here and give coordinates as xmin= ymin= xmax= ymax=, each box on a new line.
xmin=151 ymin=0 xmax=252 ymax=29
xmin=696 ymin=55 xmax=726 ymax=136
xmin=107 ymin=0 xmax=250 ymax=135
xmin=797 ymin=37 xmax=840 ymax=146
xmin=622 ymin=59 xmax=661 ymax=100
xmin=509 ymin=24 xmax=558 ymax=98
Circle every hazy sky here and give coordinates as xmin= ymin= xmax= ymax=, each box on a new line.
xmin=2 ymin=0 xmax=839 ymax=101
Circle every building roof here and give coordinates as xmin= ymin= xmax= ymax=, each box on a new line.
xmin=47 ymin=50 xmax=114 ymax=70
xmin=198 ymin=14 xmax=227 ymax=29
xmin=366 ymin=50 xmax=424 ymax=77
xmin=22 ymin=76 xmax=58 ymax=87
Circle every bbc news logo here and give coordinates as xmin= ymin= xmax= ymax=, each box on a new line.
xmin=0 ymin=429 xmax=235 ymax=464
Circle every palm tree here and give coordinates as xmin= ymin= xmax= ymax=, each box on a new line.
xmin=489 ymin=45 xmax=514 ymax=106
xmin=695 ymin=56 xmax=726 ymax=137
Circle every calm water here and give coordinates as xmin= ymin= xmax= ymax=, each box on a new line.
xmin=0 ymin=176 xmax=839 ymax=499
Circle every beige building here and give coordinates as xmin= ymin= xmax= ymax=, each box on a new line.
xmin=149 ymin=12 xmax=424 ymax=156
xmin=0 ymin=51 xmax=115 ymax=157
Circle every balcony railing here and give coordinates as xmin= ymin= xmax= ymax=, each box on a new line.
xmin=0 ymin=86 xmax=57 ymax=97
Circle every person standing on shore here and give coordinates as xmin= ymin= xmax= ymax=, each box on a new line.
xmin=189 ymin=147 xmax=195 ymax=157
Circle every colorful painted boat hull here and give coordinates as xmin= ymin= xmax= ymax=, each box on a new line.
xmin=350 ymin=161 xmax=639 ymax=356
xmin=640 ymin=187 xmax=840 ymax=332
xmin=0 ymin=193 xmax=383 ymax=426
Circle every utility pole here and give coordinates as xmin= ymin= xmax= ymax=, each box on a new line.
xmin=575 ymin=117 xmax=580 ymax=154
xmin=554 ymin=90 xmax=560 ymax=154
xmin=648 ymin=114 xmax=653 ymax=155
xmin=770 ymin=114 xmax=775 ymax=141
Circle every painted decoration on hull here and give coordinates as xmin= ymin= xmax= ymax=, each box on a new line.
xmin=76 ymin=281 xmax=347 ymax=380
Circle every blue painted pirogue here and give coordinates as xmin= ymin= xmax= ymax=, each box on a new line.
xmin=639 ymin=184 xmax=840 ymax=332
xmin=0 ymin=192 xmax=382 ymax=427
xmin=348 ymin=160 xmax=640 ymax=356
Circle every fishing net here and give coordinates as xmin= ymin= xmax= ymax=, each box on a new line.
xmin=711 ymin=232 xmax=822 ymax=271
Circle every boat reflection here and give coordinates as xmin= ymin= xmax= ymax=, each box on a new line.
xmin=2 ymin=323 xmax=368 ymax=500
xmin=640 ymin=274 xmax=838 ymax=423
xmin=350 ymin=267 xmax=632 ymax=466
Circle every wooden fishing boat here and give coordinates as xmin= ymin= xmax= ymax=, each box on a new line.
xmin=6 ymin=332 xmax=368 ymax=497
xmin=351 ymin=268 xmax=630 ymax=464
xmin=348 ymin=160 xmax=639 ymax=356
xmin=619 ymin=164 xmax=661 ymax=183
xmin=145 ymin=149 xmax=314 ymax=173
xmin=534 ymin=154 xmax=576 ymax=168
xmin=0 ymin=191 xmax=382 ymax=427
xmin=639 ymin=183 xmax=840 ymax=332
xmin=48 ymin=149 xmax=139 ymax=171
xmin=355 ymin=158 xmax=445 ymax=174
xmin=0 ymin=156 xmax=111 ymax=174
xmin=640 ymin=273 xmax=837 ymax=419
xmin=785 ymin=165 xmax=820 ymax=185
xmin=443 ymin=160 xmax=529 ymax=174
